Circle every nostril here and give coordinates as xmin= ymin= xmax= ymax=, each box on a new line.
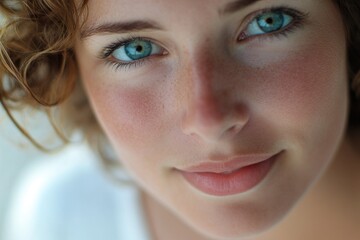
xmin=227 ymin=126 xmax=237 ymax=134
xmin=221 ymin=124 xmax=243 ymax=139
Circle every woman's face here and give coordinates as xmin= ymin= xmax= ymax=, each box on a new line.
xmin=75 ymin=0 xmax=348 ymax=238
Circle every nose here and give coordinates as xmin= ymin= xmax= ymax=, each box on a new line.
xmin=181 ymin=53 xmax=250 ymax=143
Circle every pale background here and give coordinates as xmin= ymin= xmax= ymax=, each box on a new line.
xmin=0 ymin=108 xmax=49 ymax=238
xmin=0 ymin=12 xmax=86 ymax=240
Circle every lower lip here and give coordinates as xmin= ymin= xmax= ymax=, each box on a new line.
xmin=180 ymin=155 xmax=278 ymax=196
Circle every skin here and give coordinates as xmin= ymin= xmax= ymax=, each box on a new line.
xmin=74 ymin=0 xmax=359 ymax=239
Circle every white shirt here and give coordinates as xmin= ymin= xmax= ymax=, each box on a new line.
xmin=2 ymin=144 xmax=151 ymax=240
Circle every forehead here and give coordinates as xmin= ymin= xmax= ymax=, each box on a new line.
xmin=84 ymin=0 xmax=217 ymax=23
xmin=82 ymin=0 xmax=329 ymax=25
xmin=83 ymin=0 xmax=283 ymax=24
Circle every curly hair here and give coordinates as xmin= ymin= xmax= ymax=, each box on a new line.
xmin=0 ymin=0 xmax=95 ymax=150
xmin=1 ymin=0 xmax=360 ymax=153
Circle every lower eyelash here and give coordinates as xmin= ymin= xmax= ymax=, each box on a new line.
xmin=104 ymin=58 xmax=148 ymax=71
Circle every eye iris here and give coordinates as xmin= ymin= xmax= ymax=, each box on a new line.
xmin=256 ymin=12 xmax=284 ymax=32
xmin=125 ymin=40 xmax=152 ymax=60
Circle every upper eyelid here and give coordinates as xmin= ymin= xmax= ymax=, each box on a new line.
xmin=235 ymin=5 xmax=309 ymax=41
xmin=101 ymin=36 xmax=140 ymax=59
xmin=237 ymin=6 xmax=307 ymax=33
xmin=99 ymin=35 xmax=162 ymax=59
xmin=99 ymin=36 xmax=168 ymax=64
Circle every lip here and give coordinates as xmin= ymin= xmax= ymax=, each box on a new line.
xmin=179 ymin=153 xmax=277 ymax=174
xmin=178 ymin=152 xmax=281 ymax=196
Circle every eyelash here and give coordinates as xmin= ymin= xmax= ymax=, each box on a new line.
xmin=100 ymin=36 xmax=152 ymax=71
xmin=100 ymin=6 xmax=309 ymax=71
xmin=238 ymin=6 xmax=308 ymax=42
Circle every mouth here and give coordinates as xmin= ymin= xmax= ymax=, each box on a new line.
xmin=177 ymin=152 xmax=281 ymax=196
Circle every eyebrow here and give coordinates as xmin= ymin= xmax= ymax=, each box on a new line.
xmin=80 ymin=20 xmax=164 ymax=39
xmin=80 ymin=0 xmax=262 ymax=39
xmin=219 ymin=0 xmax=263 ymax=16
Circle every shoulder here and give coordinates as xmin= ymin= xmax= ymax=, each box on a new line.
xmin=2 ymin=144 xmax=128 ymax=240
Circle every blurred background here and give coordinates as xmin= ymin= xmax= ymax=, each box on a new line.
xmin=0 ymin=107 xmax=50 ymax=238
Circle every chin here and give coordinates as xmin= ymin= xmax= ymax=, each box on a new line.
xmin=192 ymin=218 xmax=278 ymax=240
xmin=178 ymin=197 xmax=295 ymax=240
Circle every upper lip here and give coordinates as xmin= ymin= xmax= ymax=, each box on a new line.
xmin=177 ymin=153 xmax=278 ymax=173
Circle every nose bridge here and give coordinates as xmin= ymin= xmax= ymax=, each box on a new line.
xmin=190 ymin=48 xmax=222 ymax=118
xmin=185 ymin=46 xmax=226 ymax=122
xmin=181 ymin=46 xmax=249 ymax=142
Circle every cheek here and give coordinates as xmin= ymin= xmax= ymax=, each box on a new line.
xmin=245 ymin=40 xmax=348 ymax=189
xmin=235 ymin=30 xmax=348 ymax=173
xmin=75 ymin=40 xmax=173 ymax=143
xmin=80 ymin=66 xmax=184 ymax=171
xmin=86 ymin=83 xmax=165 ymax=149
xmin=249 ymin=43 xmax=347 ymax=133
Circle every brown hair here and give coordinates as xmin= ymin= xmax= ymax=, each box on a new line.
xmin=0 ymin=0 xmax=95 ymax=150
xmin=337 ymin=0 xmax=360 ymax=126
xmin=0 ymin=0 xmax=360 ymax=153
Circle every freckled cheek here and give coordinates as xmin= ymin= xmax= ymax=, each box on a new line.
xmin=87 ymin=83 xmax=168 ymax=149
xmin=249 ymin=47 xmax=347 ymax=128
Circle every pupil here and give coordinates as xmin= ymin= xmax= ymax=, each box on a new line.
xmin=266 ymin=17 xmax=274 ymax=24
xmin=136 ymin=45 xmax=143 ymax=52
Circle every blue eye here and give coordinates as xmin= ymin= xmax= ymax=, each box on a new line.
xmin=111 ymin=39 xmax=163 ymax=62
xmin=241 ymin=10 xmax=295 ymax=39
